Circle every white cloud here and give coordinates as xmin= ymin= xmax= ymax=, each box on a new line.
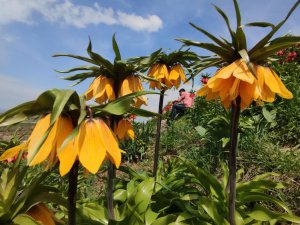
xmin=0 ymin=74 xmax=42 ymax=110
xmin=117 ymin=12 xmax=162 ymax=32
xmin=0 ymin=0 xmax=55 ymax=25
xmin=0 ymin=0 xmax=163 ymax=32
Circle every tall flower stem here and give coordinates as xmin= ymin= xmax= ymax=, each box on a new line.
xmin=107 ymin=161 xmax=115 ymax=220
xmin=106 ymin=80 xmax=120 ymax=220
xmin=153 ymin=89 xmax=165 ymax=178
xmin=228 ymin=96 xmax=241 ymax=225
xmin=68 ymin=161 xmax=79 ymax=225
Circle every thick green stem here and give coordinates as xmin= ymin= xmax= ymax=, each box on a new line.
xmin=106 ymin=79 xmax=120 ymax=220
xmin=229 ymin=96 xmax=241 ymax=225
xmin=107 ymin=161 xmax=115 ymax=220
xmin=68 ymin=161 xmax=79 ymax=225
xmin=153 ymin=90 xmax=165 ymax=178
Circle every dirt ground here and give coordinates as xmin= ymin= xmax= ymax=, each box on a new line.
xmin=0 ymin=123 xmax=34 ymax=142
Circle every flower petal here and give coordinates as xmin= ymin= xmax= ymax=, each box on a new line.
xmin=58 ymin=139 xmax=77 ymax=176
xmin=270 ymin=69 xmax=293 ymax=99
xmin=232 ymin=60 xmax=255 ymax=84
xmin=98 ymin=119 xmax=122 ymax=168
xmin=78 ymin=119 xmax=106 ymax=174
xmin=0 ymin=141 xmax=28 ymax=161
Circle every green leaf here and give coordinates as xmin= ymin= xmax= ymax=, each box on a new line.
xmin=235 ymin=210 xmax=245 ymax=225
xmin=13 ymin=214 xmax=41 ymax=225
xmin=238 ymin=192 xmax=292 ymax=214
xmin=95 ymin=91 xmax=159 ymax=116
xmin=236 ymin=27 xmax=247 ymax=51
xmin=87 ymin=38 xmax=114 ymax=73
xmin=112 ymin=33 xmax=121 ymax=61
xmin=251 ymin=41 xmax=300 ymax=62
xmin=128 ymin=107 xmax=159 ymax=117
xmin=195 ymin=126 xmax=207 ymax=137
xmin=269 ymin=36 xmax=300 ymax=45
xmin=237 ymin=180 xmax=281 ymax=193
xmin=0 ymin=101 xmax=35 ymax=126
xmin=198 ymin=197 xmax=229 ymax=225
xmin=55 ymin=65 xmax=99 ymax=74
xmin=280 ymin=213 xmax=300 ymax=224
xmin=245 ymin=22 xmax=275 ymax=29
xmin=233 ymin=0 xmax=241 ymax=28
xmin=180 ymin=194 xmax=199 ymax=201
xmin=53 ymin=53 xmax=96 ymax=65
xmin=248 ymin=205 xmax=278 ymax=221
xmin=78 ymin=203 xmax=109 ymax=225
xmin=135 ymin=178 xmax=154 ymax=213
xmin=189 ymin=22 xmax=234 ymax=53
xmin=151 ymin=214 xmax=177 ymax=225
xmin=262 ymin=107 xmax=276 ymax=123
xmin=176 ymin=212 xmax=195 ymax=222
xmin=249 ymin=0 xmax=300 ymax=56
xmin=212 ymin=4 xmax=236 ymax=45
xmin=221 ymin=137 xmax=230 ymax=148
xmin=60 ymin=71 xmax=97 ymax=82
xmin=176 ymin=39 xmax=233 ymax=61
xmin=0 ymin=114 xmax=28 ymax=127
xmin=113 ymin=189 xmax=127 ymax=202
xmin=145 ymin=208 xmax=159 ymax=225
xmin=50 ymin=89 xmax=76 ymax=126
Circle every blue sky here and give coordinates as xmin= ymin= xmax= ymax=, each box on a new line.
xmin=0 ymin=0 xmax=299 ymax=113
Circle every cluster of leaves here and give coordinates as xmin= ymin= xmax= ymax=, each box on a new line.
xmin=0 ymin=157 xmax=66 ymax=225
xmin=269 ymin=54 xmax=300 ymax=145
xmin=120 ymin=121 xmax=155 ymax=163
xmin=77 ymin=158 xmax=300 ymax=224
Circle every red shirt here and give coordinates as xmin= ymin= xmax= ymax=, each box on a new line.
xmin=177 ymin=92 xmax=194 ymax=107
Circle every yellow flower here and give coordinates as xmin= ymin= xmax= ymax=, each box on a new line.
xmin=197 ymin=59 xmax=293 ymax=109
xmin=255 ymin=65 xmax=293 ymax=102
xmin=169 ymin=64 xmax=186 ymax=89
xmin=0 ymin=114 xmax=73 ymax=169
xmin=148 ymin=64 xmax=173 ymax=90
xmin=0 ymin=142 xmax=28 ymax=162
xmin=197 ymin=59 xmax=257 ymax=109
xmin=115 ymin=119 xmax=135 ymax=140
xmin=85 ymin=75 xmax=115 ymax=104
xmin=119 ymin=74 xmax=147 ymax=108
xmin=58 ymin=118 xmax=122 ymax=176
xmin=27 ymin=203 xmax=56 ymax=225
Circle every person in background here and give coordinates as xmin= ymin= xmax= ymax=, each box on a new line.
xmin=169 ymin=88 xmax=194 ymax=121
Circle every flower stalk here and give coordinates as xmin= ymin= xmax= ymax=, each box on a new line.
xmin=107 ymin=79 xmax=120 ymax=220
xmin=107 ymin=161 xmax=115 ymax=220
xmin=228 ymin=96 xmax=241 ymax=225
xmin=68 ymin=161 xmax=79 ymax=225
xmin=153 ymin=89 xmax=165 ymax=179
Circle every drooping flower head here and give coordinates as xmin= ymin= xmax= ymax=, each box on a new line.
xmin=114 ymin=119 xmax=135 ymax=140
xmin=119 ymin=74 xmax=147 ymax=107
xmin=0 ymin=113 xmax=123 ymax=176
xmin=0 ymin=113 xmax=73 ymax=169
xmin=169 ymin=64 xmax=187 ymax=88
xmin=58 ymin=118 xmax=122 ymax=176
xmin=178 ymin=0 xmax=299 ymax=108
xmin=148 ymin=64 xmax=173 ymax=90
xmin=85 ymin=76 xmax=115 ymax=104
xmin=55 ymin=34 xmax=148 ymax=109
xmin=137 ymin=49 xmax=198 ymax=91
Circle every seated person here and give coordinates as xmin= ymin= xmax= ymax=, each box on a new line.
xmin=169 ymin=88 xmax=194 ymax=120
